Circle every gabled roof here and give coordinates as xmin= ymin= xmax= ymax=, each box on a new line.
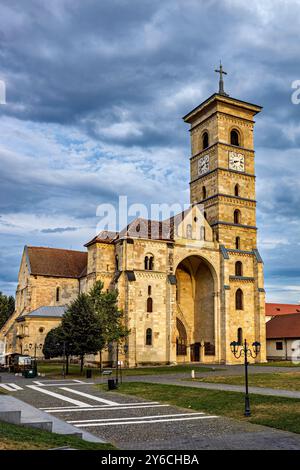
xmin=84 ymin=231 xmax=118 ymax=247
xmin=266 ymin=303 xmax=300 ymax=317
xmin=118 ymin=217 xmax=174 ymax=241
xmin=85 ymin=206 xmax=208 ymax=246
xmin=19 ymin=305 xmax=67 ymax=320
xmin=266 ymin=313 xmax=300 ymax=339
xmin=26 ymin=246 xmax=87 ymax=279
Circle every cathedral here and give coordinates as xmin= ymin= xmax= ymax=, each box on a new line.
xmin=0 ymin=69 xmax=267 ymax=366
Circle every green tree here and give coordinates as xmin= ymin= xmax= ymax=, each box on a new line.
xmin=62 ymin=293 xmax=103 ymax=372
xmin=89 ymin=281 xmax=130 ymax=370
xmin=42 ymin=326 xmax=74 ymax=375
xmin=0 ymin=292 xmax=15 ymax=329
xmin=43 ymin=326 xmax=64 ymax=359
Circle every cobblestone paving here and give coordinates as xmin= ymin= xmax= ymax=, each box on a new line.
xmin=1 ymin=374 xmax=300 ymax=449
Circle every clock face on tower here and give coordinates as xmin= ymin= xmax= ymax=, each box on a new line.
xmin=198 ymin=154 xmax=209 ymax=175
xmin=229 ymin=151 xmax=245 ymax=172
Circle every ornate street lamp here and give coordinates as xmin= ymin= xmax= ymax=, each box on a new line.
xmin=230 ymin=338 xmax=261 ymax=417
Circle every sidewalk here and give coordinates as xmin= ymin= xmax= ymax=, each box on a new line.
xmin=0 ymin=395 xmax=106 ymax=443
xmin=124 ymin=375 xmax=300 ymax=399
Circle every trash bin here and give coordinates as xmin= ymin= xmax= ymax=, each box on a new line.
xmin=23 ymin=369 xmax=37 ymax=379
xmin=108 ymin=379 xmax=117 ymax=390
xmin=86 ymin=369 xmax=92 ymax=379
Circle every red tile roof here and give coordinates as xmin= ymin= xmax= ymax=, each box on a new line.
xmin=26 ymin=246 xmax=87 ymax=278
xmin=266 ymin=313 xmax=300 ymax=339
xmin=84 ymin=231 xmax=118 ymax=247
xmin=266 ymin=303 xmax=300 ymax=317
xmin=86 ymin=211 xmax=191 ymax=246
xmin=118 ymin=218 xmax=174 ymax=241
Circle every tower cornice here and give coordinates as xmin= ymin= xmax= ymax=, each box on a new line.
xmin=190 ymin=167 xmax=256 ymax=185
xmin=193 ymin=193 xmax=257 ymax=205
xmin=183 ymin=93 xmax=262 ymax=124
xmin=190 ymin=141 xmax=255 ymax=161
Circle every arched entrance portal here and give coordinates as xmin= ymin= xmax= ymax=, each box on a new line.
xmin=175 ymin=255 xmax=216 ymax=362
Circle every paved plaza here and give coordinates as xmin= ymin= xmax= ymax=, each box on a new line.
xmin=0 ymin=369 xmax=300 ymax=450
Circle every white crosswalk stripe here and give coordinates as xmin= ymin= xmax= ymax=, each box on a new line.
xmin=39 ymin=401 xmax=160 ymax=410
xmin=68 ymin=412 xmax=207 ymax=423
xmin=73 ymin=415 xmax=219 ymax=427
xmin=7 ymin=383 xmax=23 ymax=390
xmin=0 ymin=383 xmax=23 ymax=392
xmin=42 ymin=404 xmax=170 ymax=413
xmin=32 ymin=382 xmax=95 ymax=387
xmin=59 ymin=387 xmax=117 ymax=406
xmin=26 ymin=385 xmax=91 ymax=407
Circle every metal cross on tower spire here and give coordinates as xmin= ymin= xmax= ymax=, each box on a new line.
xmin=215 ymin=61 xmax=229 ymax=96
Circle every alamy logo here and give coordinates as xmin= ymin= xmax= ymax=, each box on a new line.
xmin=291 ymin=340 xmax=300 ymax=364
xmin=0 ymin=80 xmax=6 ymax=104
xmin=95 ymin=197 xmax=208 ymax=247
xmin=291 ymin=80 xmax=300 ymax=104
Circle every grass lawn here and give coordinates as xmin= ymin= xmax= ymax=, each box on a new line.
xmin=0 ymin=420 xmax=115 ymax=450
xmin=193 ymin=371 xmax=300 ymax=391
xmin=37 ymin=362 xmax=89 ymax=378
xmin=105 ymin=382 xmax=300 ymax=435
xmin=37 ymin=362 xmax=220 ymax=378
xmin=254 ymin=361 xmax=300 ymax=368
xmin=121 ymin=365 xmax=221 ymax=376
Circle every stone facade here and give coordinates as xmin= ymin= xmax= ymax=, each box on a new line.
xmin=0 ymin=91 xmax=266 ymax=366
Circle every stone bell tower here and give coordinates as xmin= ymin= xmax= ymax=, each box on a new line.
xmin=184 ymin=63 xmax=261 ymax=251
xmin=183 ymin=65 xmax=267 ymax=363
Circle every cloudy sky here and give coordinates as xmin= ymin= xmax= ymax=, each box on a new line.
xmin=0 ymin=0 xmax=300 ymax=303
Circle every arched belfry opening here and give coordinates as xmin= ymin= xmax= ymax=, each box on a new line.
xmin=175 ymin=255 xmax=216 ymax=362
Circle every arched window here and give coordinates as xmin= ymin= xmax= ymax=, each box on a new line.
xmin=149 ymin=256 xmax=154 ymax=270
xmin=186 ymin=224 xmax=192 ymax=239
xmin=235 ymin=261 xmax=243 ymax=276
xmin=202 ymin=132 xmax=209 ymax=149
xmin=234 ymin=184 xmax=239 ymax=197
xmin=235 ymin=288 xmax=244 ymax=310
xmin=148 ymin=285 xmax=152 ymax=296
xmin=115 ymin=255 xmax=119 ymax=271
xmin=144 ymin=256 xmax=149 ymax=270
xmin=56 ymin=287 xmax=60 ymax=302
xmin=237 ymin=327 xmax=243 ymax=346
xmin=146 ymin=328 xmax=152 ymax=346
xmin=234 ymin=209 xmax=241 ymax=224
xmin=231 ymin=129 xmax=240 ymax=146
xmin=202 ymin=186 xmax=207 ymax=199
xmin=235 ymin=237 xmax=240 ymax=250
xmin=147 ymin=297 xmax=153 ymax=313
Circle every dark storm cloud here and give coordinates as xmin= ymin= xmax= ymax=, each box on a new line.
xmin=1 ymin=0 xmax=300 ymax=300
xmin=40 ymin=226 xmax=78 ymax=233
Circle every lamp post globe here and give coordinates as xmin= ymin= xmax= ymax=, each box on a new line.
xmin=229 ymin=338 xmax=261 ymax=417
